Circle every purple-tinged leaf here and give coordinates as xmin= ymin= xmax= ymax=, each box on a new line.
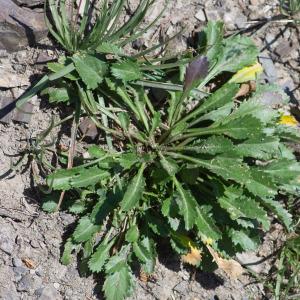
xmin=184 ymin=56 xmax=209 ymax=92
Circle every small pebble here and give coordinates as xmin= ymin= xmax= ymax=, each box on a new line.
xmin=265 ymin=33 xmax=275 ymax=46
xmin=35 ymin=268 xmax=44 ymax=277
xmin=15 ymin=235 xmax=24 ymax=246
xmin=259 ymin=55 xmax=278 ymax=83
xmin=195 ymin=9 xmax=206 ymax=22
xmin=35 ymin=284 xmax=62 ymax=300
xmin=53 ymin=282 xmax=60 ymax=289
xmin=205 ymin=9 xmax=221 ymax=21
xmin=30 ymin=239 xmax=40 ymax=249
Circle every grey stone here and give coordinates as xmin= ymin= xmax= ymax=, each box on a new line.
xmin=0 ymin=63 xmax=30 ymax=87
xmin=79 ymin=118 xmax=98 ymax=140
xmin=13 ymin=266 xmax=29 ymax=281
xmin=195 ymin=9 xmax=206 ymax=22
xmin=0 ymin=0 xmax=47 ymax=52
xmin=59 ymin=212 xmax=75 ymax=225
xmin=283 ymin=28 xmax=291 ymax=40
xmin=179 ymin=269 xmax=189 ymax=281
xmin=30 ymin=239 xmax=40 ymax=249
xmin=275 ymin=41 xmax=294 ymax=59
xmin=0 ymin=237 xmax=14 ymax=255
xmin=35 ymin=268 xmax=44 ymax=277
xmin=282 ymin=80 xmax=295 ymax=93
xmin=14 ymin=50 xmax=28 ymax=62
xmin=205 ymin=9 xmax=222 ymax=22
xmin=12 ymin=63 xmax=26 ymax=73
xmin=0 ymin=49 xmax=8 ymax=57
xmin=35 ymin=285 xmax=63 ymax=300
xmin=235 ymin=14 xmax=247 ymax=29
xmin=12 ymin=257 xmax=23 ymax=267
xmin=14 ymin=0 xmax=44 ymax=7
xmin=236 ymin=252 xmax=271 ymax=274
xmin=173 ymin=280 xmax=188 ymax=294
xmin=53 ymin=282 xmax=60 ymax=289
xmin=36 ymin=51 xmax=54 ymax=64
xmin=224 ymin=8 xmax=247 ymax=30
xmin=259 ymin=55 xmax=278 ymax=83
xmin=17 ymin=274 xmax=34 ymax=292
xmin=0 ymin=93 xmax=34 ymax=124
xmin=15 ymin=235 xmax=24 ymax=246
xmin=265 ymin=33 xmax=276 ymax=46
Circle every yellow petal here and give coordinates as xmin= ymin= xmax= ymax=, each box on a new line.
xmin=181 ymin=242 xmax=202 ymax=266
xmin=278 ymin=115 xmax=298 ymax=127
xmin=204 ymin=238 xmax=213 ymax=246
xmin=229 ymin=62 xmax=263 ymax=83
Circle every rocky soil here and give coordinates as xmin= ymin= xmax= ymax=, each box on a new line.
xmin=0 ymin=0 xmax=299 ymax=299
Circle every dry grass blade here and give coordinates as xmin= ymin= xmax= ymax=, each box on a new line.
xmin=206 ymin=245 xmax=244 ymax=279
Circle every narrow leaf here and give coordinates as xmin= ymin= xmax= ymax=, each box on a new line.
xmin=259 ymin=197 xmax=292 ymax=230
xmin=195 ymin=205 xmax=222 ymax=241
xmin=133 ymin=237 xmax=156 ymax=274
xmin=125 ymin=225 xmax=139 ymax=243
xmin=47 ymin=166 xmax=110 ymax=191
xmin=160 ymin=154 xmax=179 ymax=176
xmin=73 ymin=216 xmax=100 ymax=242
xmin=88 ymin=239 xmax=115 ymax=273
xmin=229 ymin=229 xmax=259 ymax=251
xmin=120 ymin=164 xmax=146 ymax=211
xmin=111 ymin=60 xmax=142 ymax=82
xmin=218 ymin=186 xmax=270 ymax=230
xmin=173 ymin=177 xmax=197 ymax=230
xmin=235 ymin=136 xmax=280 ymax=160
xmin=103 ymin=264 xmax=134 ymax=300
xmin=61 ymin=238 xmax=78 ymax=265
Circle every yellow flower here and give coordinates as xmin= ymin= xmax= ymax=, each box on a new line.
xmin=278 ymin=115 xmax=298 ymax=127
xmin=229 ymin=62 xmax=263 ymax=83
xmin=204 ymin=238 xmax=213 ymax=246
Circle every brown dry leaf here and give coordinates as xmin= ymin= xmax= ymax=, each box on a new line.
xmin=235 ymin=82 xmax=256 ymax=98
xmin=181 ymin=243 xmax=202 ymax=266
xmin=139 ymin=270 xmax=148 ymax=283
xmin=57 ymin=144 xmax=69 ymax=152
xmin=22 ymin=257 xmax=36 ymax=269
xmin=206 ymin=245 xmax=243 ymax=279
xmin=216 ymin=258 xmax=244 ymax=279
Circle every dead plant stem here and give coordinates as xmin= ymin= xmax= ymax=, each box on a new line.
xmin=55 ymin=117 xmax=78 ymax=211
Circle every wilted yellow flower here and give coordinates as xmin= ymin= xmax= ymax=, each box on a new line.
xmin=278 ymin=115 xmax=298 ymax=127
xmin=181 ymin=242 xmax=202 ymax=266
xmin=229 ymin=62 xmax=263 ymax=83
